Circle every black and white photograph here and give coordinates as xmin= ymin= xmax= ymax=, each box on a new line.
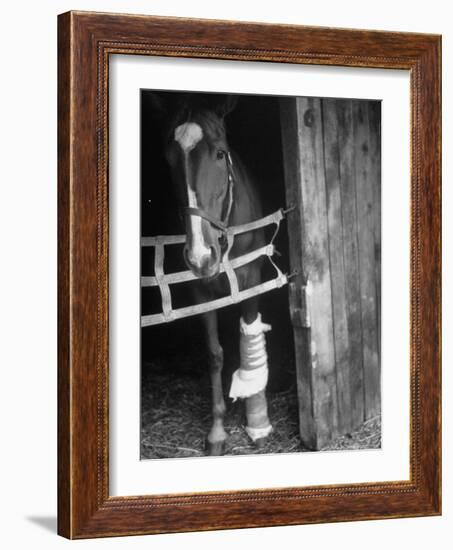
xmin=1 ymin=0 xmax=446 ymax=545
xmin=140 ymin=90 xmax=381 ymax=459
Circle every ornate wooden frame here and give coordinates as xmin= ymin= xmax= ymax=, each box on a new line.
xmin=58 ymin=10 xmax=441 ymax=539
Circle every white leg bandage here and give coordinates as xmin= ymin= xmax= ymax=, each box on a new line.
xmin=229 ymin=314 xmax=271 ymax=400
xmin=229 ymin=314 xmax=273 ymax=441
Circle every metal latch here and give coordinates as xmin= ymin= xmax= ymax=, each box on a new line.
xmin=289 ymin=280 xmax=311 ymax=328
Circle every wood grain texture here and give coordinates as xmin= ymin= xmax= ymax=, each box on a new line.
xmin=57 ymin=11 xmax=71 ymax=537
xmin=282 ymin=97 xmax=380 ymax=446
xmin=58 ymin=10 xmax=441 ymax=539
xmin=322 ymin=98 xmax=353 ymax=435
xmin=353 ymin=101 xmax=380 ymax=419
xmin=337 ymin=99 xmax=366 ymax=429
xmin=280 ymin=98 xmax=318 ymax=449
xmin=368 ymin=102 xmax=382 ymax=357
xmin=296 ymin=97 xmax=339 ymax=446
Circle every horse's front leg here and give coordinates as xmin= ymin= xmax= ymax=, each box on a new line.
xmin=230 ymin=296 xmax=273 ymax=446
xmin=202 ymin=310 xmax=227 ymax=456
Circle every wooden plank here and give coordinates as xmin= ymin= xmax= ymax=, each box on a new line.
xmin=336 ymin=99 xmax=365 ymax=429
xmin=281 ymin=97 xmax=339 ymax=448
xmin=353 ymin=101 xmax=381 ymax=419
xmin=322 ymin=99 xmax=353 ymax=434
xmin=299 ymin=97 xmax=339 ymax=444
xmin=280 ymin=98 xmax=317 ymax=449
xmin=368 ymin=101 xmax=382 ymax=358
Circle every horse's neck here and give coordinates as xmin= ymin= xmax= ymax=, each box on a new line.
xmin=229 ymin=153 xmax=263 ymax=226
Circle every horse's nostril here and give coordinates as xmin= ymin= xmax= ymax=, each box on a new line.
xmin=209 ymin=245 xmax=219 ymax=265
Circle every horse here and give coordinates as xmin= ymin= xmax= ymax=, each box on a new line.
xmin=149 ymin=93 xmax=273 ymax=455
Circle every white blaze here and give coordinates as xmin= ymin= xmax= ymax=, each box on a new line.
xmin=174 ymin=122 xmax=211 ymax=267
xmin=186 ymin=185 xmax=211 ymax=267
xmin=174 ymin=122 xmax=203 ymax=153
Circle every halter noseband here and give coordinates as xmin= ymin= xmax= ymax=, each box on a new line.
xmin=183 ymin=151 xmax=235 ymax=235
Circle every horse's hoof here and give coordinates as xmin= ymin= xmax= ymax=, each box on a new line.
xmin=253 ymin=436 xmax=269 ymax=449
xmin=206 ymin=439 xmax=226 ymax=456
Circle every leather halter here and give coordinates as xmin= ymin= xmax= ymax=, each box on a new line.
xmin=183 ymin=151 xmax=234 ymax=235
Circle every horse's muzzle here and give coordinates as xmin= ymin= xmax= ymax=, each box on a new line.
xmin=183 ymin=243 xmax=221 ymax=279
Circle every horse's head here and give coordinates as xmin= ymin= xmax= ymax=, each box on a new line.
xmin=162 ymin=95 xmax=238 ymax=279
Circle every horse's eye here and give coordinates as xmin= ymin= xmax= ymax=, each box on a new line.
xmin=216 ymin=150 xmax=225 ymax=160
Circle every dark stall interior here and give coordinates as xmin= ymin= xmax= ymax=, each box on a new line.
xmin=140 ymin=90 xmax=298 ymax=458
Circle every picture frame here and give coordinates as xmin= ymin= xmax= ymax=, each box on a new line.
xmin=58 ymin=10 xmax=441 ymax=539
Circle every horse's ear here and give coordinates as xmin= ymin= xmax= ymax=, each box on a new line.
xmin=142 ymin=92 xmax=168 ymax=120
xmin=216 ymin=95 xmax=238 ymax=118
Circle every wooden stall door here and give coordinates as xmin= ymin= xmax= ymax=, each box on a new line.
xmin=280 ymin=97 xmax=381 ymax=450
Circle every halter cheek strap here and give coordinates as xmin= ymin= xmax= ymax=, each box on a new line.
xmin=183 ymin=151 xmax=235 ymax=235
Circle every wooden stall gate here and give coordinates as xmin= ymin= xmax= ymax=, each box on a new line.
xmin=280 ymin=98 xmax=381 ymax=450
